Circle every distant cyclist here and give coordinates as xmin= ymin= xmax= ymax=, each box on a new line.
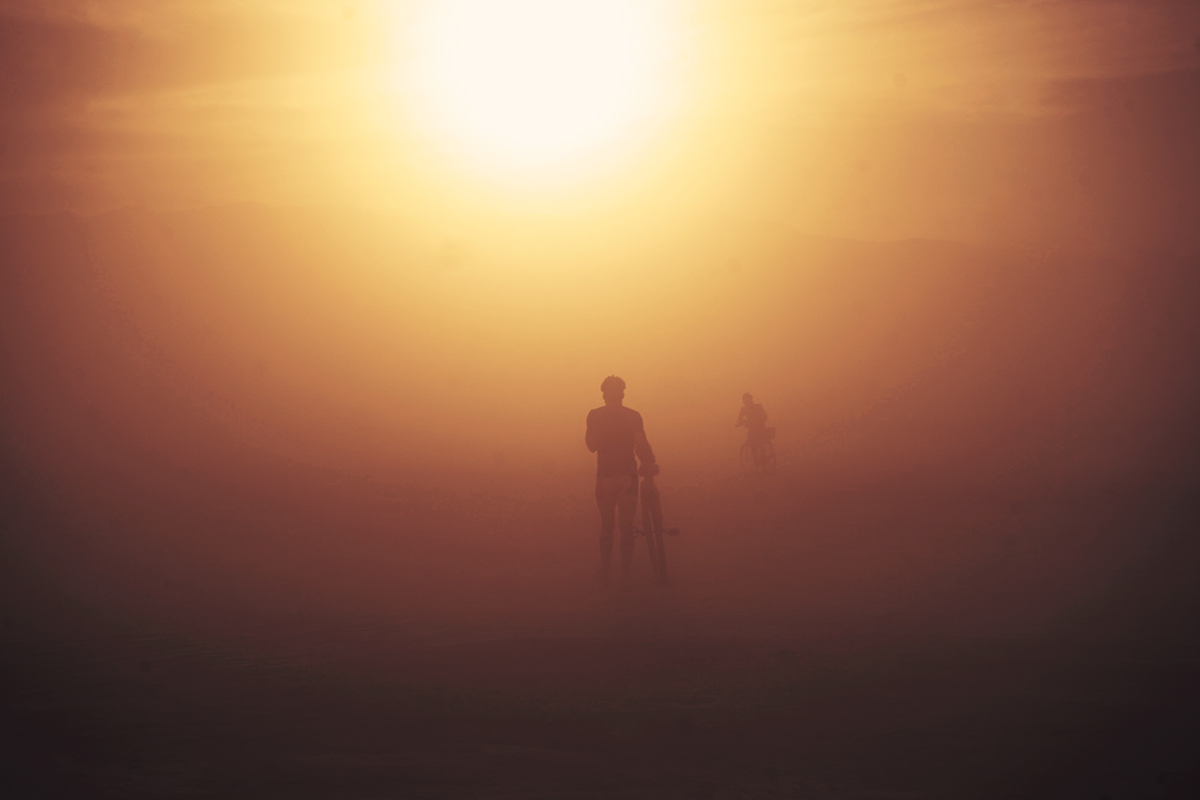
xmin=736 ymin=392 xmax=769 ymax=446
xmin=586 ymin=375 xmax=657 ymax=585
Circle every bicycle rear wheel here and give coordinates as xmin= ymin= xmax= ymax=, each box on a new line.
xmin=653 ymin=527 xmax=667 ymax=584
xmin=641 ymin=526 xmax=666 ymax=585
xmin=640 ymin=479 xmax=668 ymax=585
xmin=762 ymin=441 xmax=777 ymax=472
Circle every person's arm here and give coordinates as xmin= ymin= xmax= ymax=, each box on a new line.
xmin=634 ymin=418 xmax=657 ymax=476
xmin=585 ymin=410 xmax=598 ymax=453
xmin=735 ymin=407 xmax=746 ymax=427
xmin=635 ymin=430 xmax=658 ymax=475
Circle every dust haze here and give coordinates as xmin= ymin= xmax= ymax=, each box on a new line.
xmin=4 ymin=1 xmax=1200 ymax=795
xmin=4 ymin=201 xmax=1200 ymax=797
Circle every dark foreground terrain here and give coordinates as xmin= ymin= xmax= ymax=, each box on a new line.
xmin=3 ymin=468 xmax=1198 ymax=800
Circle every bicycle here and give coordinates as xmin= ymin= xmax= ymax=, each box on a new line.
xmin=740 ymin=428 xmax=776 ymax=473
xmin=636 ymin=474 xmax=679 ymax=585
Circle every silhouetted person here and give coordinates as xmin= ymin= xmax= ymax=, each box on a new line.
xmin=586 ymin=375 xmax=657 ymax=585
xmin=736 ymin=392 xmax=769 ymax=445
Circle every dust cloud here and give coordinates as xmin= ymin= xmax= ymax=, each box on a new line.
xmin=3 ymin=203 xmax=1198 ymax=625
xmin=2 ymin=206 xmax=1199 ymax=797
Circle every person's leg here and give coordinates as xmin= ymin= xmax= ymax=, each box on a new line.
xmin=596 ymin=477 xmax=617 ymax=581
xmin=616 ymin=475 xmax=639 ymax=581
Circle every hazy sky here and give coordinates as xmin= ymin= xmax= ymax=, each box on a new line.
xmin=2 ymin=0 xmax=1198 ymax=254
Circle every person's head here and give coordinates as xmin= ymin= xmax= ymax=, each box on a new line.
xmin=601 ymin=375 xmax=626 ymax=406
xmin=743 ymin=392 xmax=754 ymax=406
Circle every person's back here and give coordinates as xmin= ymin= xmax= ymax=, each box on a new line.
xmin=736 ymin=392 xmax=768 ymax=444
xmin=586 ymin=375 xmax=656 ymax=584
xmin=587 ymin=404 xmax=648 ymax=478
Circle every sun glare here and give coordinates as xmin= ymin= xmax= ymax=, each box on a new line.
xmin=406 ymin=0 xmax=671 ymax=172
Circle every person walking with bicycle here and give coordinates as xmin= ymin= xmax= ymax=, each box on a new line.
xmin=736 ymin=392 xmax=775 ymax=470
xmin=586 ymin=375 xmax=657 ymax=585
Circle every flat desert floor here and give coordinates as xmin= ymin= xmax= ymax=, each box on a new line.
xmin=3 ymin=471 xmax=1198 ymax=799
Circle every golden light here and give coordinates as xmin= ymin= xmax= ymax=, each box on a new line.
xmin=404 ymin=0 xmax=673 ymax=173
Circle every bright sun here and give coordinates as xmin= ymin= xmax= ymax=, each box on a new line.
xmin=407 ymin=0 xmax=671 ymax=170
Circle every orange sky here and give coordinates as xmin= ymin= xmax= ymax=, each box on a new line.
xmin=2 ymin=0 xmax=1199 ymax=255
xmin=3 ymin=4 xmax=1199 ymax=628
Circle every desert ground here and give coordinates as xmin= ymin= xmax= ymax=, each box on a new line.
xmin=4 ymin=462 xmax=1198 ymax=799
